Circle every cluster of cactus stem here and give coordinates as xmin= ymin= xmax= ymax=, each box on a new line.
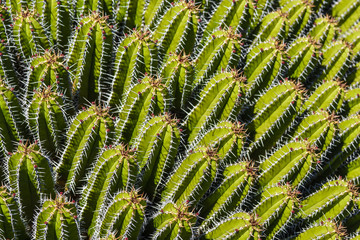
xmin=0 ymin=0 xmax=360 ymax=239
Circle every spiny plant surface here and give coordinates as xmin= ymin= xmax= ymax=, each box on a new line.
xmin=0 ymin=0 xmax=359 ymax=239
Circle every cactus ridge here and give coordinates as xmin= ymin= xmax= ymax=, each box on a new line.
xmin=0 ymin=0 xmax=360 ymax=238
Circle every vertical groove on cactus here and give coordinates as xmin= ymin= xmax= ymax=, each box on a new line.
xmin=33 ymin=193 xmax=80 ymax=240
xmin=55 ymin=103 xmax=114 ymax=194
xmin=106 ymin=29 xmax=158 ymax=109
xmin=66 ymin=12 xmax=113 ymax=105
xmin=79 ymin=144 xmax=138 ymax=234
xmin=135 ymin=113 xmax=180 ymax=201
xmin=115 ymin=76 xmax=170 ymax=144
xmin=6 ymin=141 xmax=55 ymax=224
xmin=93 ymin=189 xmax=146 ymax=239
xmin=0 ymin=186 xmax=28 ymax=239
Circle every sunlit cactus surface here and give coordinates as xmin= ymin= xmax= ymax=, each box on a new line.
xmin=0 ymin=0 xmax=360 ymax=239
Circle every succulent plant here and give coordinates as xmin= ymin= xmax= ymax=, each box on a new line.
xmin=0 ymin=0 xmax=359 ymax=239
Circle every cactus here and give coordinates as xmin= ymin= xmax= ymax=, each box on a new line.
xmin=135 ymin=114 xmax=180 ymax=200
xmin=27 ymin=86 xmax=71 ymax=159
xmin=254 ymin=184 xmax=300 ymax=239
xmin=6 ymin=141 xmax=55 ymax=223
xmin=161 ymin=146 xmax=219 ymax=207
xmin=290 ymin=110 xmax=338 ymax=152
xmin=159 ymin=52 xmax=194 ymax=111
xmin=286 ymin=37 xmax=320 ymax=82
xmin=332 ymin=0 xmax=360 ymax=32
xmin=0 ymin=0 xmax=360 ymax=239
xmin=199 ymin=161 xmax=255 ymax=230
xmin=152 ymin=0 xmax=199 ymax=59
xmin=79 ymin=144 xmax=138 ymax=233
xmin=308 ymin=16 xmax=339 ymax=47
xmin=149 ymin=201 xmax=196 ymax=239
xmin=0 ymin=186 xmax=28 ymax=239
xmin=248 ymin=80 xmax=303 ymax=157
xmin=199 ymin=0 xmax=249 ymax=43
xmin=193 ymin=27 xmax=242 ymax=87
xmin=34 ymin=0 xmax=72 ymax=52
xmin=243 ymin=39 xmax=286 ymax=100
xmin=345 ymin=88 xmax=360 ymax=116
xmin=93 ymin=189 xmax=146 ymax=239
xmin=295 ymin=219 xmax=347 ymax=239
xmin=115 ymin=75 xmax=170 ymax=144
xmin=12 ymin=10 xmax=50 ymax=59
xmin=299 ymin=179 xmax=358 ymax=224
xmin=189 ymin=121 xmax=246 ymax=165
xmin=106 ymin=29 xmax=157 ymax=108
xmin=26 ymin=49 xmax=71 ymax=100
xmin=258 ymin=141 xmax=319 ymax=189
xmin=33 ymin=193 xmax=80 ymax=240
xmin=55 ymin=103 xmax=114 ymax=194
xmin=184 ymin=70 xmax=245 ymax=144
xmin=0 ymin=79 xmax=26 ymax=158
xmin=203 ymin=211 xmax=262 ymax=239
xmin=302 ymin=79 xmax=346 ymax=114
xmin=67 ymin=12 xmax=113 ymax=104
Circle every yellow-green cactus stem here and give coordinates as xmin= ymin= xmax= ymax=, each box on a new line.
xmin=6 ymin=141 xmax=55 ymax=224
xmin=33 ymin=193 xmax=80 ymax=240
xmin=79 ymin=144 xmax=138 ymax=234
xmin=115 ymin=76 xmax=170 ymax=145
xmin=0 ymin=186 xmax=28 ymax=239
xmin=67 ymin=12 xmax=113 ymax=104
xmin=27 ymin=86 xmax=71 ymax=160
xmin=92 ymin=189 xmax=147 ymax=239
xmin=55 ymin=103 xmax=115 ymax=194
xmin=135 ymin=114 xmax=180 ymax=200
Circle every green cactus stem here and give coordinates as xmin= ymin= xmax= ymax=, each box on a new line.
xmin=199 ymin=0 xmax=249 ymax=43
xmin=55 ymin=103 xmax=114 ymax=194
xmin=295 ymin=220 xmax=348 ymax=239
xmin=12 ymin=10 xmax=50 ymax=59
xmin=33 ymin=193 xmax=80 ymax=240
xmin=200 ymin=161 xmax=256 ymax=230
xmin=286 ymin=37 xmax=320 ymax=82
xmin=161 ymin=146 xmax=219 ymax=207
xmin=67 ymin=12 xmax=113 ymax=104
xmin=27 ymin=86 xmax=71 ymax=160
xmin=152 ymin=0 xmax=199 ymax=59
xmin=150 ymin=201 xmax=196 ymax=239
xmin=0 ymin=79 xmax=26 ymax=158
xmin=243 ymin=39 xmax=286 ymax=100
xmin=203 ymin=211 xmax=262 ymax=239
xmin=0 ymin=186 xmax=28 ymax=239
xmin=189 ymin=121 xmax=246 ymax=165
xmin=254 ymin=184 xmax=300 ymax=239
xmin=135 ymin=114 xmax=180 ymax=200
xmin=159 ymin=52 xmax=194 ymax=111
xmin=308 ymin=16 xmax=339 ymax=47
xmin=6 ymin=141 xmax=55 ymax=223
xmin=93 ymin=189 xmax=146 ymax=239
xmin=34 ymin=0 xmax=72 ymax=53
xmin=26 ymin=50 xmax=72 ymax=101
xmin=248 ymin=80 xmax=303 ymax=158
xmin=184 ymin=70 xmax=245 ymax=144
xmin=299 ymin=179 xmax=358 ymax=224
xmin=79 ymin=144 xmax=138 ymax=234
xmin=302 ymin=79 xmax=346 ymax=114
xmin=258 ymin=141 xmax=319 ymax=190
xmin=345 ymin=88 xmax=360 ymax=116
xmin=107 ymin=29 xmax=157 ymax=109
xmin=332 ymin=0 xmax=360 ymax=33
xmin=193 ymin=27 xmax=242 ymax=88
xmin=115 ymin=76 xmax=170 ymax=145
xmin=291 ymin=110 xmax=338 ymax=152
